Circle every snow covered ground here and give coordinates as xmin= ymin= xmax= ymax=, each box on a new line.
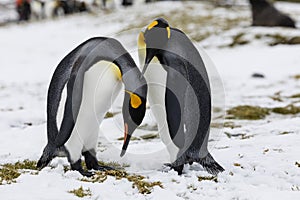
xmin=0 ymin=1 xmax=300 ymax=200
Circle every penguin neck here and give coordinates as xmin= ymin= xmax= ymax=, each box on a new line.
xmin=156 ymin=50 xmax=188 ymax=77
xmin=113 ymin=54 xmax=146 ymax=97
xmin=154 ymin=50 xmax=170 ymax=72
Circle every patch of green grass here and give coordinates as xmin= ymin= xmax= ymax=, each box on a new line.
xmin=79 ymin=160 xmax=128 ymax=171
xmin=198 ymin=175 xmax=218 ymax=183
xmin=118 ymin=133 xmax=159 ymax=141
xmin=224 ymin=132 xmax=253 ymax=139
xmin=104 ymin=112 xmax=114 ymax=118
xmin=270 ymin=91 xmax=283 ymax=102
xmin=187 ymin=184 xmax=198 ymax=191
xmin=289 ymin=93 xmax=300 ymax=98
xmin=210 ymin=122 xmax=223 ymax=128
xmin=253 ymin=34 xmax=300 ymax=47
xmin=226 ymin=105 xmax=270 ymax=120
xmin=224 ymin=121 xmax=242 ymax=129
xmin=69 ymin=186 xmax=92 ymax=198
xmin=264 ymin=34 xmax=300 ymax=46
xmin=104 ymin=111 xmax=120 ymax=118
xmin=227 ymin=104 xmax=300 ymax=120
xmin=279 ymin=131 xmax=292 ymax=135
xmin=0 ymin=167 xmax=21 ymax=185
xmin=127 ymin=174 xmax=163 ymax=194
xmin=117 ymin=136 xmax=140 ymax=141
xmin=138 ymin=124 xmax=158 ymax=131
xmin=293 ymin=74 xmax=300 ymax=80
xmin=0 ymin=160 xmax=37 ymax=185
xmin=272 ymin=104 xmax=300 ymax=115
xmin=2 ymin=160 xmax=37 ymax=170
xmin=229 ymin=33 xmax=249 ymax=47
xmin=140 ymin=133 xmax=159 ymax=140
xmin=98 ymin=161 xmax=129 ymax=170
xmin=233 ymin=163 xmax=244 ymax=169
xmin=81 ymin=170 xmax=163 ymax=194
xmin=121 ymin=7 xmax=248 ymax=43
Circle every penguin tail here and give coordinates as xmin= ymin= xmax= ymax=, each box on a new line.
xmin=53 ymin=145 xmax=69 ymax=157
xmin=37 ymin=143 xmax=56 ymax=169
xmin=196 ymin=153 xmax=224 ymax=175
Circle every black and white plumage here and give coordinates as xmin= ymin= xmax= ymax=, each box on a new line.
xmin=37 ymin=37 xmax=147 ymax=176
xmin=138 ymin=18 xmax=224 ymax=175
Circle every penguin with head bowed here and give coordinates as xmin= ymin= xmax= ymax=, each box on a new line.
xmin=138 ymin=18 xmax=224 ymax=175
xmin=37 ymin=37 xmax=147 ymax=176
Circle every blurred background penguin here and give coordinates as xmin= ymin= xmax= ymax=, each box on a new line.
xmin=16 ymin=0 xmax=31 ymax=21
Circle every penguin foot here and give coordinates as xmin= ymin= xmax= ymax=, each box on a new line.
xmin=196 ymin=153 xmax=224 ymax=175
xmin=54 ymin=145 xmax=69 ymax=157
xmin=168 ymin=151 xmax=224 ymax=175
xmin=83 ymin=150 xmax=115 ymax=171
xmin=163 ymin=163 xmax=184 ymax=175
xmin=71 ymin=159 xmax=93 ymax=177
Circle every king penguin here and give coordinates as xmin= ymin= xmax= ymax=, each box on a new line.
xmin=138 ymin=18 xmax=224 ymax=175
xmin=37 ymin=37 xmax=147 ymax=176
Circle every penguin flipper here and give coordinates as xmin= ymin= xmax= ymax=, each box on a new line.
xmin=165 ymin=68 xmax=187 ymax=149
xmin=53 ymin=71 xmax=83 ymax=147
xmin=37 ymin=64 xmax=73 ymax=168
xmin=37 ymin=47 xmax=81 ymax=169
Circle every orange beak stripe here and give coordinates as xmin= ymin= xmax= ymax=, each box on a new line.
xmin=124 ymin=123 xmax=128 ymax=143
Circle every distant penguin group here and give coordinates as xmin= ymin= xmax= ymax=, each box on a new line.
xmin=37 ymin=18 xmax=224 ymax=176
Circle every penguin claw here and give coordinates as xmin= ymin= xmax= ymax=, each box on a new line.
xmin=172 ymin=164 xmax=184 ymax=175
xmin=163 ymin=163 xmax=172 ymax=167
xmin=196 ymin=153 xmax=224 ymax=175
xmin=163 ymin=163 xmax=184 ymax=175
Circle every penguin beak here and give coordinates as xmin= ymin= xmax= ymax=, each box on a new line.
xmin=120 ymin=123 xmax=131 ymax=157
xmin=141 ymin=48 xmax=156 ymax=75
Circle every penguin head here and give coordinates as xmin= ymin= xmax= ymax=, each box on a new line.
xmin=138 ymin=18 xmax=171 ymax=75
xmin=120 ymin=85 xmax=147 ymax=157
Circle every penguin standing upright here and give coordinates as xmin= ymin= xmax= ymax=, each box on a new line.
xmin=138 ymin=18 xmax=224 ymax=175
xmin=37 ymin=37 xmax=147 ymax=176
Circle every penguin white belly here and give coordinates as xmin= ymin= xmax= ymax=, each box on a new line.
xmin=65 ymin=61 xmax=122 ymax=162
xmin=144 ymin=58 xmax=179 ymax=163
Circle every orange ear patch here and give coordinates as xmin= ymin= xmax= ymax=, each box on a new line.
xmin=166 ymin=27 xmax=171 ymax=39
xmin=130 ymin=93 xmax=142 ymax=109
xmin=138 ymin=32 xmax=146 ymax=48
xmin=126 ymin=91 xmax=142 ymax=108
xmin=111 ymin=63 xmax=122 ymax=80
